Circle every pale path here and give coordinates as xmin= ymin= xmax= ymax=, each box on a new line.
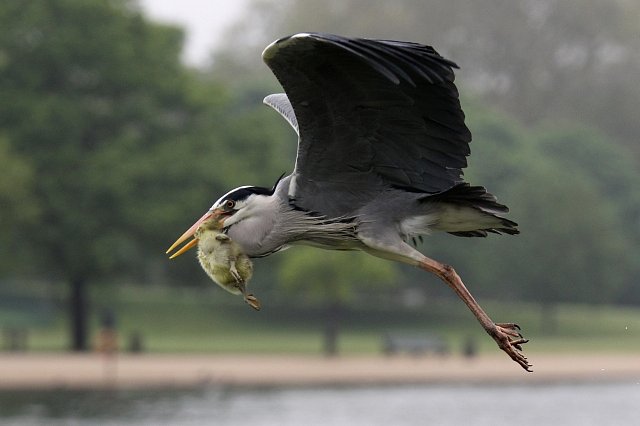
xmin=0 ymin=353 xmax=639 ymax=389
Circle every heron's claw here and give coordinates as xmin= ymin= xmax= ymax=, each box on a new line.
xmin=492 ymin=323 xmax=532 ymax=372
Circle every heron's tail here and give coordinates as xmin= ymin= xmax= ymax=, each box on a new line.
xmin=423 ymin=183 xmax=519 ymax=237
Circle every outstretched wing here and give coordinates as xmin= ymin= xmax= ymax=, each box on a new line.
xmin=263 ymin=33 xmax=471 ymax=216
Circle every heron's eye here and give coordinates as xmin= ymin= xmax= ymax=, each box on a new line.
xmin=224 ymin=200 xmax=236 ymax=210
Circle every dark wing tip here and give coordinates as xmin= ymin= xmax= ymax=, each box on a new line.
xmin=262 ymin=32 xmax=316 ymax=62
xmin=263 ymin=32 xmax=458 ymax=86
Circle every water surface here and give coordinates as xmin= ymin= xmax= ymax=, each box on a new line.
xmin=1 ymin=382 xmax=639 ymax=425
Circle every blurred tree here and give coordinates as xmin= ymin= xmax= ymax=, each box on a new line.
xmin=0 ymin=136 xmax=39 ymax=273
xmin=496 ymin=160 xmax=634 ymax=331
xmin=278 ymin=248 xmax=397 ymax=355
xmin=458 ymin=114 xmax=639 ymax=320
xmin=0 ymin=0 xmax=228 ymax=350
xmin=533 ymin=124 xmax=640 ymax=227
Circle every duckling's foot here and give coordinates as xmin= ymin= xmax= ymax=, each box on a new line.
xmin=244 ymin=294 xmax=261 ymax=311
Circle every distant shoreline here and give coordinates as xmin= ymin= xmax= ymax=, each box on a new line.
xmin=0 ymin=353 xmax=638 ymax=390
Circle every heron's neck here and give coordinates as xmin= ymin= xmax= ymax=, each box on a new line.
xmin=225 ymin=194 xmax=282 ymax=257
xmin=272 ymin=207 xmax=361 ymax=252
xmin=226 ymin=197 xmax=359 ymax=257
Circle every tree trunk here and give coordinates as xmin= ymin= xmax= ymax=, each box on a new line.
xmin=323 ymin=303 xmax=341 ymax=357
xmin=69 ymin=276 xmax=89 ymax=351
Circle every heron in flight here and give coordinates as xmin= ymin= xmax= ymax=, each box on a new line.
xmin=167 ymin=33 xmax=530 ymax=371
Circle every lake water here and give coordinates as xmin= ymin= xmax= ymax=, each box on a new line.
xmin=1 ymin=382 xmax=639 ymax=426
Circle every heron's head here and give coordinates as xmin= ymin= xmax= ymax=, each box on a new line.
xmin=165 ymin=185 xmax=277 ymax=259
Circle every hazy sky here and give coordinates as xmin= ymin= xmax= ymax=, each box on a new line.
xmin=138 ymin=0 xmax=249 ymax=66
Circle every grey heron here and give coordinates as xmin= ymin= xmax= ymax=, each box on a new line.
xmin=167 ymin=33 xmax=530 ymax=371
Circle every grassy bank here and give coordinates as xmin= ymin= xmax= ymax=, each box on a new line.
xmin=19 ymin=284 xmax=640 ymax=355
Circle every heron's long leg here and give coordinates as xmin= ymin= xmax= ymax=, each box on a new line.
xmin=418 ymin=256 xmax=531 ymax=371
xmin=360 ymin=234 xmax=531 ymax=371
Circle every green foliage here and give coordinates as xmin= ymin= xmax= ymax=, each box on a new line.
xmin=0 ymin=0 xmax=206 ymax=281
xmin=278 ymin=247 xmax=398 ymax=305
xmin=0 ymin=0 xmax=237 ymax=348
xmin=456 ymin=110 xmax=639 ymax=305
xmin=498 ymin=163 xmax=631 ymax=304
xmin=0 ymin=137 xmax=39 ymax=272
xmin=0 ymin=137 xmax=36 ymax=216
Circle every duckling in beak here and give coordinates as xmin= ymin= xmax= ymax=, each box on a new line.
xmin=194 ymin=218 xmax=261 ymax=311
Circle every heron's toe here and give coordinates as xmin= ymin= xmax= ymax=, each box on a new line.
xmin=492 ymin=323 xmax=532 ymax=372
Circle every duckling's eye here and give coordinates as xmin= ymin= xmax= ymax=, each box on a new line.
xmin=224 ymin=200 xmax=236 ymax=210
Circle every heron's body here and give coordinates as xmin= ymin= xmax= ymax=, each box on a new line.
xmin=225 ymin=175 xmax=517 ymax=261
xmin=168 ymin=33 xmax=530 ymax=371
xmin=195 ymin=220 xmax=260 ymax=310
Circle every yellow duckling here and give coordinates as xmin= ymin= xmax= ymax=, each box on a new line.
xmin=194 ymin=219 xmax=260 ymax=311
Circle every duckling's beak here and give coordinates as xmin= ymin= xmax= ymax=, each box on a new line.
xmin=165 ymin=210 xmax=212 ymax=259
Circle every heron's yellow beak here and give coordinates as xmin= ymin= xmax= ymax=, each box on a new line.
xmin=166 ymin=210 xmax=213 ymax=259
